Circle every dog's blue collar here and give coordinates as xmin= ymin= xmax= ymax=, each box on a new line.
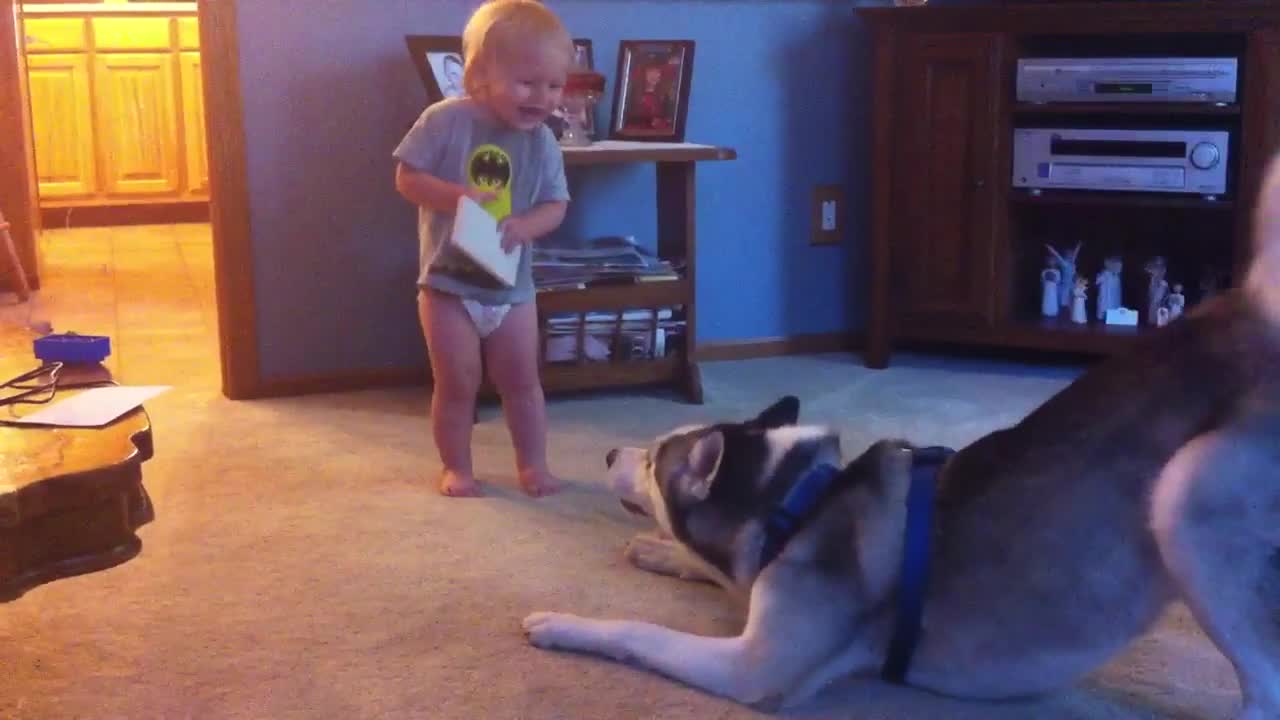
xmin=758 ymin=462 xmax=841 ymax=569
xmin=881 ymin=445 xmax=954 ymax=686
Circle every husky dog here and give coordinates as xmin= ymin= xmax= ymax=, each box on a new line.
xmin=522 ymin=156 xmax=1280 ymax=718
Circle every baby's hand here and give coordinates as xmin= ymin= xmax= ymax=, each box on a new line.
xmin=498 ymin=215 xmax=534 ymax=252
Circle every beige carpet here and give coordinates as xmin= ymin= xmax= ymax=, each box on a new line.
xmin=0 ymin=353 xmax=1244 ymax=719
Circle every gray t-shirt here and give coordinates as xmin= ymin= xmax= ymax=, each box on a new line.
xmin=393 ymin=97 xmax=570 ymax=305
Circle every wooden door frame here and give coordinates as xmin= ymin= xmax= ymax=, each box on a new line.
xmin=0 ymin=0 xmax=41 ymax=291
xmin=195 ymin=0 xmax=259 ymax=399
xmin=0 ymin=0 xmax=262 ymax=399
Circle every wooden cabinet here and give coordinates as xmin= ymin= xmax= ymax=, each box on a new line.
xmin=91 ymin=16 xmax=171 ymax=51
xmin=858 ymin=1 xmax=1280 ymax=368
xmin=179 ymin=51 xmax=208 ymax=198
xmin=21 ymin=12 xmax=207 ymax=211
xmin=94 ymin=52 xmax=180 ymax=196
xmin=25 ymin=53 xmax=96 ymax=199
xmin=892 ymin=33 xmax=1001 ymax=333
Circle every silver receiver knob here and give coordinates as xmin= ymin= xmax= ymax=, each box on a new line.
xmin=1189 ymin=142 xmax=1221 ymax=170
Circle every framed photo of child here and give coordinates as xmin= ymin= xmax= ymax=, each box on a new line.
xmin=608 ymin=40 xmax=695 ymax=142
xmin=560 ymin=38 xmax=598 ymax=139
xmin=405 ymin=35 xmax=465 ymax=104
xmin=405 ymin=34 xmax=600 ymax=140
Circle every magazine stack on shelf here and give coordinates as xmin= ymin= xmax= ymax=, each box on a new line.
xmin=533 ymin=235 xmax=684 ymax=364
xmin=542 ymin=307 xmax=684 ymax=363
xmin=532 ymin=235 xmax=680 ymax=290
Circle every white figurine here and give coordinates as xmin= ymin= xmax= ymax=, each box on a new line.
xmin=1167 ymin=282 xmax=1185 ymax=322
xmin=1094 ymin=255 xmax=1123 ymax=321
xmin=1047 ymin=241 xmax=1082 ymax=309
xmin=1041 ymin=261 xmax=1061 ymax=318
xmin=1071 ymin=276 xmax=1089 ymax=324
xmin=1145 ymin=256 xmax=1169 ymax=326
xmin=1156 ymin=306 xmax=1170 ymax=327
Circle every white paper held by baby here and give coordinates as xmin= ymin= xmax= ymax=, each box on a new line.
xmin=449 ymin=195 xmax=522 ymax=288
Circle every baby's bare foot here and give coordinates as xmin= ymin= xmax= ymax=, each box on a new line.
xmin=518 ymin=468 xmax=564 ymax=498
xmin=438 ymin=469 xmax=483 ymax=498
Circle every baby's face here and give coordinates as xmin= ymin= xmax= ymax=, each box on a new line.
xmin=445 ymin=61 xmax=463 ymax=87
xmin=478 ymin=39 xmax=568 ymax=131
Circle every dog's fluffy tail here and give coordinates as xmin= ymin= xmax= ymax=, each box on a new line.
xmin=1247 ymin=152 xmax=1280 ymax=325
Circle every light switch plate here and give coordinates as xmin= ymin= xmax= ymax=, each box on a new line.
xmin=811 ymin=185 xmax=844 ymax=245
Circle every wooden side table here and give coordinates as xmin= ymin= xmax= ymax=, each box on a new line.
xmin=0 ymin=335 xmax=154 ymax=601
xmin=538 ymin=141 xmax=737 ymax=403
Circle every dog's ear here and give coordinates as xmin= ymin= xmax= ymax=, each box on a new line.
xmin=677 ymin=431 xmax=724 ymax=501
xmin=752 ymin=396 xmax=799 ymax=429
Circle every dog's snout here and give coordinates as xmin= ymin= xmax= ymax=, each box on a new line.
xmin=606 ymin=448 xmax=619 ymax=467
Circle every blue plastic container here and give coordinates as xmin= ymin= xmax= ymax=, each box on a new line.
xmin=33 ymin=333 xmax=112 ymax=364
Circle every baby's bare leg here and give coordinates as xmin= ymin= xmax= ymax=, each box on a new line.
xmin=419 ymin=290 xmax=483 ymax=497
xmin=483 ymin=301 xmax=562 ymax=497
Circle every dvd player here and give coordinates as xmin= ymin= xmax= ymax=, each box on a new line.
xmin=1012 ymin=127 xmax=1229 ymax=196
xmin=1016 ymin=57 xmax=1237 ymax=104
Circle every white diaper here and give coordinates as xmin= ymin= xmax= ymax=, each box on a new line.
xmin=461 ymin=299 xmax=511 ymax=338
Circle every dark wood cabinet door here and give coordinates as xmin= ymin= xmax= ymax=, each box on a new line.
xmin=892 ymin=33 xmax=1000 ymax=332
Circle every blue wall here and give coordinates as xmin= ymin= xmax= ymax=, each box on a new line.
xmin=237 ymin=0 xmax=871 ymax=380
xmin=407 ymin=0 xmax=875 ymax=342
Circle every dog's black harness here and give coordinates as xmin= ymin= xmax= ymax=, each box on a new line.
xmin=757 ymin=445 xmax=955 ymax=686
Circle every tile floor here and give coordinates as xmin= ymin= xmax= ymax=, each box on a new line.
xmin=0 ymin=223 xmax=220 ymax=389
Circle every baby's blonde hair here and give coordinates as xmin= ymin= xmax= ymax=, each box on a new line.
xmin=462 ymin=0 xmax=572 ymax=97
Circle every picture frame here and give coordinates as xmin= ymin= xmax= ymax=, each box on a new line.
xmin=609 ymin=40 xmax=695 ymax=143
xmin=404 ymin=35 xmax=464 ymax=105
xmin=404 ymin=35 xmax=600 ymax=140
xmin=563 ymin=38 xmax=597 ymax=139
xmin=572 ymin=38 xmax=595 ymax=69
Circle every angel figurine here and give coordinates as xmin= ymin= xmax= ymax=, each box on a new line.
xmin=1167 ymin=283 xmax=1186 ymax=322
xmin=1145 ymin=256 xmax=1170 ymax=326
xmin=1094 ymin=255 xmax=1123 ymax=321
xmin=1070 ymin=276 xmax=1089 ymax=324
xmin=1047 ymin=241 xmax=1083 ymax=309
xmin=1041 ymin=258 xmax=1061 ymax=318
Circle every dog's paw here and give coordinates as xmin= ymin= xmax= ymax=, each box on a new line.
xmin=524 ymin=612 xmax=630 ymax=662
xmin=522 ymin=611 xmax=586 ymax=651
xmin=624 ymin=532 xmax=684 ymax=576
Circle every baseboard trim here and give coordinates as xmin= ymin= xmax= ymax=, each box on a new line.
xmin=41 ymin=202 xmax=210 ymax=229
xmin=237 ymin=332 xmax=862 ymax=399
xmin=696 ymin=332 xmax=862 ymax=362
xmin=250 ymin=366 xmax=428 ymax=399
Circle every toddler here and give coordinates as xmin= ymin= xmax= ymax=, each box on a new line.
xmin=393 ymin=0 xmax=571 ymax=498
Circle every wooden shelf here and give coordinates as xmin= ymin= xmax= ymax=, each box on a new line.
xmin=1004 ymin=315 xmax=1144 ymax=353
xmin=1025 ymin=313 xmax=1141 ymax=333
xmin=562 ymin=141 xmax=737 ymax=166
xmin=1010 ymin=190 xmax=1235 ymax=210
xmin=541 ymin=356 xmax=682 ymax=393
xmin=901 ymin=316 xmax=1147 ymax=356
xmin=536 ymin=278 xmax=688 ymax=314
xmin=531 ymin=143 xmax=733 ymax=402
xmin=1012 ymin=102 xmax=1240 ymax=117
xmin=856 ymin=1 xmax=1280 ymax=33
